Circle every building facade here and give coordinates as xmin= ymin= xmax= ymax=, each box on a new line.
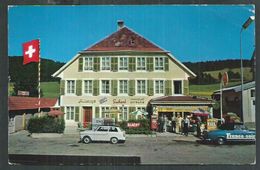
xmin=212 ymin=81 xmax=255 ymax=125
xmin=53 ymin=21 xmax=196 ymax=126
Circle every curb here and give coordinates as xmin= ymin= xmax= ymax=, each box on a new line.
xmin=30 ymin=133 xmax=63 ymax=138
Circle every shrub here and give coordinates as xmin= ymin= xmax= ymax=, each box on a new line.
xmin=27 ymin=115 xmax=65 ymax=133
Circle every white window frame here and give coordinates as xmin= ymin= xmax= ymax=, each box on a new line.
xmin=119 ymin=106 xmax=128 ymax=121
xmin=101 ymin=57 xmax=111 ymax=71
xmin=101 ymin=106 xmax=110 ymax=118
xmin=136 ymin=57 xmax=146 ymax=71
xmin=83 ymin=79 xmax=93 ymax=96
xmin=65 ymin=106 xmax=75 ymax=120
xmin=154 ymin=80 xmax=165 ymax=95
xmin=154 ymin=57 xmax=164 ymax=71
xmin=173 ymin=80 xmax=183 ymax=95
xmin=66 ymin=80 xmax=76 ymax=95
xmin=136 ymin=80 xmax=147 ymax=95
xmin=119 ymin=57 xmax=128 ymax=71
xmin=84 ymin=57 xmax=94 ymax=71
xmin=118 ymin=79 xmax=128 ymax=95
xmin=100 ymin=80 xmax=111 ymax=95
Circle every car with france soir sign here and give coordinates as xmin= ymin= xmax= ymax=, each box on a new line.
xmin=80 ymin=125 xmax=126 ymax=144
xmin=202 ymin=122 xmax=255 ymax=145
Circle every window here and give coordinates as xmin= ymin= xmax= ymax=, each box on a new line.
xmin=84 ymin=80 xmax=93 ymax=94
xmin=251 ymin=89 xmax=255 ymax=97
xmin=155 ymin=57 xmax=164 ymax=70
xmin=97 ymin=126 xmax=109 ymax=132
xmin=109 ymin=127 xmax=118 ymax=132
xmin=137 ymin=107 xmax=146 ymax=112
xmin=174 ymin=80 xmax=182 ymax=94
xmin=101 ymin=80 xmax=110 ymax=94
xmin=101 ymin=57 xmax=111 ymax=70
xmin=119 ymin=80 xmax=128 ymax=94
xmin=119 ymin=107 xmax=128 ymax=120
xmin=137 ymin=80 xmax=146 ymax=94
xmin=137 ymin=57 xmax=146 ymax=70
xmin=101 ymin=107 xmax=110 ymax=118
xmin=119 ymin=57 xmax=128 ymax=70
xmin=155 ymin=80 xmax=164 ymax=94
xmin=66 ymin=80 xmax=75 ymax=94
xmin=66 ymin=107 xmax=75 ymax=120
xmin=84 ymin=57 xmax=93 ymax=71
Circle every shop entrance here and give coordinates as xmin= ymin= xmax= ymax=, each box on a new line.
xmin=158 ymin=112 xmax=173 ymax=132
xmin=83 ymin=107 xmax=92 ymax=128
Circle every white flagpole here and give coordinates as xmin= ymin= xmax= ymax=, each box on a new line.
xmin=38 ymin=39 xmax=41 ymax=113
xmin=220 ymin=76 xmax=223 ymax=122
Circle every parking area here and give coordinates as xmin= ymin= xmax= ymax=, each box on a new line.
xmin=8 ymin=130 xmax=255 ymax=164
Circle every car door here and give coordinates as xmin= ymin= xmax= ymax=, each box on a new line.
xmin=95 ymin=126 xmax=109 ymax=141
xmin=108 ymin=126 xmax=119 ymax=139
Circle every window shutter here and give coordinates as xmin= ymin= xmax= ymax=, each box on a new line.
xmin=93 ymin=80 xmax=99 ymax=96
xmin=60 ymin=107 xmax=65 ymax=119
xmin=95 ymin=107 xmax=100 ymax=118
xmin=165 ymin=80 xmax=172 ymax=96
xmin=164 ymin=57 xmax=169 ymax=71
xmin=60 ymin=80 xmax=65 ymax=95
xmin=76 ymin=80 xmax=82 ymax=96
xmin=111 ymin=80 xmax=118 ymax=96
xmin=78 ymin=57 xmax=83 ymax=72
xmin=147 ymin=57 xmax=154 ymax=72
xmin=128 ymin=57 xmax=136 ymax=72
xmin=94 ymin=57 xmax=100 ymax=72
xmin=128 ymin=80 xmax=135 ymax=96
xmin=111 ymin=57 xmax=118 ymax=72
xmin=147 ymin=80 xmax=154 ymax=96
xmin=183 ymin=80 xmax=189 ymax=95
xmin=75 ymin=107 xmax=79 ymax=122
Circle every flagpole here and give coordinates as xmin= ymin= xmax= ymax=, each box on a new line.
xmin=38 ymin=39 xmax=41 ymax=113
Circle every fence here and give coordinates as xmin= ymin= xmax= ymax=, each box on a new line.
xmin=8 ymin=114 xmax=32 ymax=133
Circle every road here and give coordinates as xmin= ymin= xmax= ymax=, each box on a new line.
xmin=8 ymin=131 xmax=255 ymax=165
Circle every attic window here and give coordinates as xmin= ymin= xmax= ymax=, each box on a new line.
xmin=129 ymin=39 xmax=136 ymax=46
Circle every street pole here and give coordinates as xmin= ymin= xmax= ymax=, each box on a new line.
xmin=240 ymin=28 xmax=244 ymax=122
xmin=220 ymin=76 xmax=223 ymax=121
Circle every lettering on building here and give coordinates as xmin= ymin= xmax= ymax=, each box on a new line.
xmin=130 ymin=98 xmax=145 ymax=104
xmin=113 ymin=99 xmax=127 ymax=104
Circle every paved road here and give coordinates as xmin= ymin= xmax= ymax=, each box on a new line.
xmin=8 ymin=131 xmax=255 ymax=165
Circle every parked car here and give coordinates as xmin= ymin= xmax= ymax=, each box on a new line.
xmin=80 ymin=125 xmax=126 ymax=144
xmin=202 ymin=122 xmax=255 ymax=145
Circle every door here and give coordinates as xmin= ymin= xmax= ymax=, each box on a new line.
xmin=83 ymin=107 xmax=92 ymax=128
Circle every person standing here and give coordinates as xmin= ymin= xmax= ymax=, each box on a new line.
xmin=183 ymin=115 xmax=190 ymax=136
xmin=163 ymin=115 xmax=167 ymax=132
xmin=175 ymin=113 xmax=183 ymax=134
xmin=196 ymin=116 xmax=201 ymax=137
xmin=158 ymin=115 xmax=163 ymax=133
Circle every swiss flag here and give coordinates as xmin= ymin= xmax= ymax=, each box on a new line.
xmin=23 ymin=39 xmax=40 ymax=65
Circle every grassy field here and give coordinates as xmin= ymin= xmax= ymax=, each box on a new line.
xmin=204 ymin=67 xmax=253 ymax=81
xmin=189 ymin=81 xmax=241 ymax=98
xmin=41 ymin=82 xmax=60 ymax=98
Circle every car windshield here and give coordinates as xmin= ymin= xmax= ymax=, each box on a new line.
xmin=218 ymin=123 xmax=247 ymax=130
xmin=234 ymin=124 xmax=247 ymax=130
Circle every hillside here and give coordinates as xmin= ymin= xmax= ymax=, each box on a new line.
xmin=9 ymin=56 xmax=65 ymax=82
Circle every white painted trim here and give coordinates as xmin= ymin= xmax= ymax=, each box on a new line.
xmin=64 ymin=79 xmax=77 ymax=96
xmin=136 ymin=57 xmax=147 ymax=72
xmin=82 ymin=79 xmax=94 ymax=96
xmin=118 ymin=57 xmax=129 ymax=71
xmin=100 ymin=56 xmax=111 ymax=71
xmin=83 ymin=56 xmax=94 ymax=72
xmin=153 ymin=56 xmax=165 ymax=71
xmin=100 ymin=79 xmax=111 ymax=96
xmin=172 ymin=79 xmax=185 ymax=95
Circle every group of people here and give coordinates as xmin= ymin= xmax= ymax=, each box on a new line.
xmin=157 ymin=113 xmax=204 ymax=137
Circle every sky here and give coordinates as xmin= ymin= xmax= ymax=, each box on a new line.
xmin=8 ymin=5 xmax=255 ymax=63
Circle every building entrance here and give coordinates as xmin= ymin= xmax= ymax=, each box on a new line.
xmin=83 ymin=107 xmax=92 ymax=128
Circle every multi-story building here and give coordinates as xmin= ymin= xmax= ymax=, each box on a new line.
xmin=52 ymin=21 xmax=196 ymax=127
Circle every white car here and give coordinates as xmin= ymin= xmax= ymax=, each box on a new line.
xmin=80 ymin=126 xmax=126 ymax=144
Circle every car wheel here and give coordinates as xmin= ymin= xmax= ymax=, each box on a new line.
xmin=216 ymin=137 xmax=225 ymax=145
xmin=83 ymin=136 xmax=91 ymax=144
xmin=110 ymin=137 xmax=118 ymax=144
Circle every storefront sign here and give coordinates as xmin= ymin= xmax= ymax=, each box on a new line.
xmin=113 ymin=99 xmax=126 ymax=104
xmin=127 ymin=122 xmax=140 ymax=128
xmin=79 ymin=99 xmax=96 ymax=104
xmin=99 ymin=97 xmax=108 ymax=104
xmin=18 ymin=90 xmax=29 ymax=96
xmin=157 ymin=106 xmax=208 ymax=112
xmin=130 ymin=98 xmax=145 ymax=104
xmin=207 ymin=118 xmax=218 ymax=131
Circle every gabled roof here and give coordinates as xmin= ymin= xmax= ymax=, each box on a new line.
xmin=150 ymin=96 xmax=212 ymax=104
xmin=52 ymin=24 xmax=196 ymax=78
xmin=84 ymin=27 xmax=165 ymax=52
xmin=8 ymin=96 xmax=58 ymax=111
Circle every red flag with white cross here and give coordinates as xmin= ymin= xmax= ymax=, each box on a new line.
xmin=23 ymin=39 xmax=40 ymax=65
